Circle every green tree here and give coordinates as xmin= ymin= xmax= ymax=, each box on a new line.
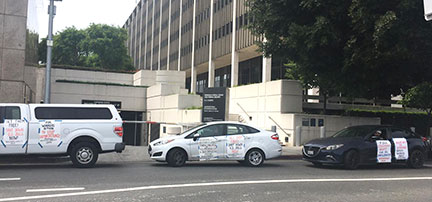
xmin=37 ymin=24 xmax=133 ymax=71
xmin=401 ymin=82 xmax=432 ymax=136
xmin=248 ymin=0 xmax=432 ymax=101
xmin=84 ymin=24 xmax=133 ymax=70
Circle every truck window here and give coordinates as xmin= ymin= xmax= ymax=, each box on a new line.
xmin=35 ymin=107 xmax=113 ymax=120
xmin=0 ymin=106 xmax=21 ymax=123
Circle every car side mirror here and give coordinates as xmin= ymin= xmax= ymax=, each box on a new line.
xmin=193 ymin=133 xmax=200 ymax=141
xmin=369 ymin=136 xmax=379 ymax=141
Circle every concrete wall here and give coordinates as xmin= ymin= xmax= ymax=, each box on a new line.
xmin=146 ymin=82 xmax=201 ymax=124
xmin=52 ymin=68 xmax=134 ymax=85
xmin=294 ymin=114 xmax=381 ymax=145
xmin=134 ymin=70 xmax=186 ymax=88
xmin=0 ymin=0 xmax=29 ymax=103
xmin=51 ymin=82 xmax=146 ymax=112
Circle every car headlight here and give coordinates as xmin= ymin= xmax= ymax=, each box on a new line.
xmin=153 ymin=139 xmax=175 ymax=146
xmin=325 ymin=144 xmax=344 ymax=150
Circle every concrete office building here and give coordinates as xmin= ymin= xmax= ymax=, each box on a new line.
xmin=0 ymin=0 xmax=41 ymax=103
xmin=123 ymin=0 xmax=287 ymax=94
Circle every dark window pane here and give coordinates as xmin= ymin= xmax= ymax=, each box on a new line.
xmin=5 ymin=107 xmax=20 ymax=119
xmin=35 ymin=107 xmax=113 ymax=120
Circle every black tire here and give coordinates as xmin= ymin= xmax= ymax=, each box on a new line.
xmin=408 ymin=150 xmax=424 ymax=169
xmin=312 ymin=162 xmax=322 ymax=167
xmin=70 ymin=142 xmax=99 ymax=168
xmin=244 ymin=149 xmax=265 ymax=167
xmin=166 ymin=148 xmax=187 ymax=167
xmin=344 ymin=150 xmax=360 ymax=170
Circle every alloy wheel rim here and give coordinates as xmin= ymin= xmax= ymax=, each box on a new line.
xmin=249 ymin=151 xmax=263 ymax=165
xmin=76 ymin=147 xmax=93 ymax=164
xmin=174 ymin=152 xmax=185 ymax=165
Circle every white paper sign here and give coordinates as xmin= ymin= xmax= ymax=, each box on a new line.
xmin=198 ymin=138 xmax=218 ymax=161
xmin=226 ymin=135 xmax=245 ymax=158
xmin=393 ymin=138 xmax=409 ymax=160
xmin=3 ymin=120 xmax=26 ymax=145
xmin=39 ymin=120 xmax=61 ymax=146
xmin=376 ymin=140 xmax=392 ymax=163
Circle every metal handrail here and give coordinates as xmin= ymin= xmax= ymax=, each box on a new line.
xmin=268 ymin=116 xmax=291 ymax=137
xmin=236 ymin=103 xmax=252 ymax=121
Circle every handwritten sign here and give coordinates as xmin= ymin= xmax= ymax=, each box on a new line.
xmin=39 ymin=120 xmax=61 ymax=146
xmin=393 ymin=138 xmax=409 ymax=160
xmin=198 ymin=138 xmax=219 ymax=161
xmin=3 ymin=120 xmax=26 ymax=145
xmin=226 ymin=135 xmax=245 ymax=158
xmin=377 ymin=140 xmax=392 ymax=163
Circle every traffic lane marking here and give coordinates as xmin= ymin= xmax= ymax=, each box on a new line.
xmin=0 ymin=178 xmax=20 ymax=181
xmin=26 ymin=188 xmax=85 ymax=193
xmin=1 ymin=177 xmax=432 ymax=201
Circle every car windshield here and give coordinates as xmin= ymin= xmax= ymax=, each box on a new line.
xmin=332 ymin=126 xmax=377 ymax=138
xmin=176 ymin=124 xmax=207 ymax=136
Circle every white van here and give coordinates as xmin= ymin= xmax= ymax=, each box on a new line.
xmin=0 ymin=104 xmax=124 ymax=167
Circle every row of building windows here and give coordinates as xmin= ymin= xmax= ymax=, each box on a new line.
xmin=181 ymin=43 xmax=193 ymax=57
xmin=196 ymin=34 xmax=210 ymax=50
xmin=170 ymin=30 xmax=180 ymax=42
xmin=214 ymin=0 xmax=233 ymax=13
xmin=196 ymin=7 xmax=210 ymax=25
xmin=181 ymin=20 xmax=193 ymax=35
xmin=182 ymin=0 xmax=194 ymax=12
xmin=214 ymin=22 xmax=232 ymax=41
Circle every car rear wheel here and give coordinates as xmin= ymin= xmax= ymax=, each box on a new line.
xmin=344 ymin=150 xmax=360 ymax=170
xmin=408 ymin=150 xmax=424 ymax=169
xmin=166 ymin=148 xmax=187 ymax=167
xmin=70 ymin=142 xmax=99 ymax=168
xmin=244 ymin=149 xmax=264 ymax=167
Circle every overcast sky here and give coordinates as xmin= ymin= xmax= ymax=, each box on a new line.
xmin=39 ymin=0 xmax=139 ymax=37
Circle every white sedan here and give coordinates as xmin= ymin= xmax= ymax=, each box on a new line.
xmin=148 ymin=122 xmax=282 ymax=167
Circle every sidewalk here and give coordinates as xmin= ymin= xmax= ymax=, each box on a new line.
xmin=98 ymin=146 xmax=303 ymax=163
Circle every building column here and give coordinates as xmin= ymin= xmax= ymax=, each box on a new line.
xmin=262 ymin=56 xmax=271 ymax=82
xmin=138 ymin=0 xmax=144 ymax=69
xmin=158 ymin=0 xmax=163 ymax=70
xmin=230 ymin=0 xmax=238 ymax=87
xmin=133 ymin=9 xmax=138 ymax=68
xmin=166 ymin=0 xmax=172 ymax=70
xmin=207 ymin=0 xmax=215 ymax=88
xmin=150 ymin=0 xmax=155 ymax=70
xmin=144 ymin=0 xmax=149 ymax=69
xmin=190 ymin=0 xmax=197 ymax=93
xmin=177 ymin=0 xmax=183 ymax=71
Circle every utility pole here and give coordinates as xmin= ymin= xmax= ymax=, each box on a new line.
xmin=44 ymin=0 xmax=61 ymax=103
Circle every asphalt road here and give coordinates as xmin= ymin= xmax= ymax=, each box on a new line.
xmin=1 ymin=160 xmax=432 ymax=202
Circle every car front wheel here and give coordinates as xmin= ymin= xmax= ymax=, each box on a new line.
xmin=344 ymin=150 xmax=360 ymax=170
xmin=166 ymin=148 xmax=187 ymax=167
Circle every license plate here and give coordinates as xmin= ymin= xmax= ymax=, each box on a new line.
xmin=307 ymin=150 xmax=314 ymax=155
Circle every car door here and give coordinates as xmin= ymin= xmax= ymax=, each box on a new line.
xmin=187 ymin=124 xmax=226 ymax=161
xmin=0 ymin=105 xmax=29 ymax=155
xmin=225 ymin=124 xmax=251 ymax=160
xmin=363 ymin=127 xmax=391 ymax=164
xmin=389 ymin=127 xmax=414 ymax=162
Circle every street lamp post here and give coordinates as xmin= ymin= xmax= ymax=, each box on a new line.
xmin=44 ymin=0 xmax=61 ymax=104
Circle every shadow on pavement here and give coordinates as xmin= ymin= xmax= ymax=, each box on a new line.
xmin=150 ymin=161 xmax=285 ymax=168
xmin=303 ymin=163 xmax=428 ymax=170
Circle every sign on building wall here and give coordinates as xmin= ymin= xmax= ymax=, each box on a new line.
xmin=82 ymin=100 xmax=122 ymax=109
xmin=425 ymin=0 xmax=432 ymax=21
xmin=202 ymin=87 xmax=228 ymax=122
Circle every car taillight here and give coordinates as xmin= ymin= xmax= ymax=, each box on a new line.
xmin=421 ymin=137 xmax=428 ymax=142
xmin=114 ymin=127 xmax=123 ymax=137
xmin=271 ymin=134 xmax=279 ymax=140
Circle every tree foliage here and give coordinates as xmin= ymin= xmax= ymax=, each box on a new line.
xmin=401 ymin=82 xmax=432 ymax=116
xmin=39 ymin=24 xmax=133 ymax=71
xmin=247 ymin=0 xmax=432 ymax=100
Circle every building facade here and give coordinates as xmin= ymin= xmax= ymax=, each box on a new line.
xmin=0 ymin=0 xmax=42 ymax=103
xmin=123 ymin=0 xmax=288 ymax=94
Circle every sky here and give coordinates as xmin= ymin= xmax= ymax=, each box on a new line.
xmin=38 ymin=0 xmax=139 ymax=38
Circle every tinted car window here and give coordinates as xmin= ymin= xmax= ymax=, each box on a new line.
xmin=195 ymin=124 xmax=224 ymax=137
xmin=35 ymin=107 xmax=112 ymax=120
xmin=227 ymin=124 xmax=249 ymax=135
xmin=0 ymin=107 xmax=21 ymax=123
xmin=246 ymin=126 xmax=260 ymax=133
xmin=332 ymin=126 xmax=377 ymax=138
xmin=391 ymin=128 xmax=414 ymax=138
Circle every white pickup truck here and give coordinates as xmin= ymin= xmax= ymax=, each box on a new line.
xmin=0 ymin=104 xmax=125 ymax=167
